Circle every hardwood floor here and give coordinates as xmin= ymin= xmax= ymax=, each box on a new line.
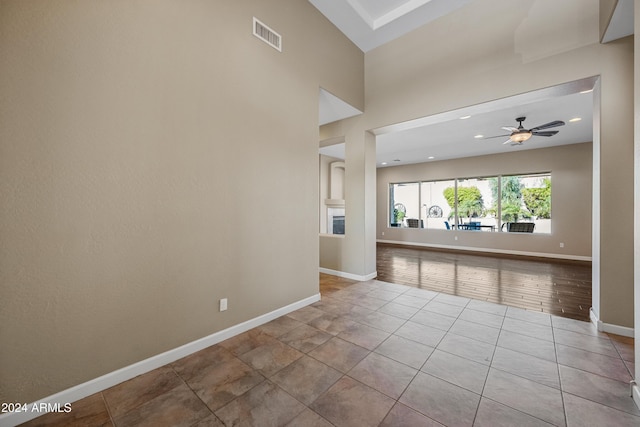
xmin=375 ymin=243 xmax=592 ymax=322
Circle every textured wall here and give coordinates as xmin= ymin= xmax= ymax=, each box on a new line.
xmin=0 ymin=0 xmax=363 ymax=403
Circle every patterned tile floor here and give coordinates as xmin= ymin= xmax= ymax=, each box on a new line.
xmin=22 ymin=274 xmax=637 ymax=426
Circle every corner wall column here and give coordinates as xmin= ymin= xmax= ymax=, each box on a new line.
xmin=342 ymin=127 xmax=377 ymax=279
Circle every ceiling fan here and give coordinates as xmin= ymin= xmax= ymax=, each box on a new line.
xmin=485 ymin=116 xmax=565 ymax=145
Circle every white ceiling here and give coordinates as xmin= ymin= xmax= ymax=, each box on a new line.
xmin=319 ymin=88 xmax=362 ymax=126
xmin=309 ymin=0 xmax=471 ymax=52
xmin=602 ymin=0 xmax=634 ymax=43
xmin=374 ymin=87 xmax=594 ymax=167
xmin=320 ymin=79 xmax=595 ymax=166
xmin=315 ymin=1 xmax=630 ymax=167
xmin=311 ymin=0 xmax=634 ymax=54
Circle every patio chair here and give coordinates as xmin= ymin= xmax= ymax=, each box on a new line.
xmin=407 ymin=218 xmax=422 ymax=228
xmin=504 ymin=222 xmax=535 ymax=233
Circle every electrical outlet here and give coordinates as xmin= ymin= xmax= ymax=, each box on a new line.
xmin=219 ymin=298 xmax=228 ymax=312
xmin=559 ymin=242 xmax=564 ymax=248
xmin=454 ymin=235 xmax=458 ymax=241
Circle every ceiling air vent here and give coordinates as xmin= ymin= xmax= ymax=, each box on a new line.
xmin=253 ymin=17 xmax=282 ymax=52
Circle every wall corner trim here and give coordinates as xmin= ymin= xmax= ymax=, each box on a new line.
xmin=590 ymin=307 xmax=635 ymax=338
xmin=319 ymin=267 xmax=377 ymax=281
xmin=0 ymin=293 xmax=321 ymax=427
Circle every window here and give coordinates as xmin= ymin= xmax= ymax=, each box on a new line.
xmin=504 ymin=173 xmax=551 ymax=233
xmin=452 ymin=177 xmax=495 ymax=230
xmin=388 ymin=173 xmax=551 ymax=233
xmin=421 ymin=180 xmax=455 ymax=229
xmin=389 ymin=183 xmax=419 ymax=227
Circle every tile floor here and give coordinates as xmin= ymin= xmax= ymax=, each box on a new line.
xmin=22 ymin=276 xmax=638 ymax=426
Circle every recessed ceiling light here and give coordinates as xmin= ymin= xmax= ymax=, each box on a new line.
xmin=474 ymin=134 xmax=484 ymax=139
xmin=579 ymin=89 xmax=593 ymax=94
xmin=459 ymin=115 xmax=471 ymax=120
xmin=569 ymin=117 xmax=582 ymax=122
xmin=381 ymin=162 xmax=387 ymax=165
xmin=428 ymin=156 xmax=434 ymax=160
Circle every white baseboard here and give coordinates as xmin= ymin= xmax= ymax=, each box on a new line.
xmin=0 ymin=293 xmax=321 ymax=427
xmin=319 ymin=267 xmax=377 ymax=281
xmin=377 ymin=239 xmax=592 ymax=262
xmin=590 ymin=307 xmax=635 ymax=338
xmin=632 ymin=382 xmax=640 ymax=410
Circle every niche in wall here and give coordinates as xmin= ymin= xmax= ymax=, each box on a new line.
xmin=319 ymin=154 xmax=345 ymax=235
xmin=327 ymin=161 xmax=345 ymax=234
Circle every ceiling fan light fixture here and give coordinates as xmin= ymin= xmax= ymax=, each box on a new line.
xmin=487 ymin=117 xmax=564 ymax=146
xmin=511 ymin=131 xmax=532 ymax=143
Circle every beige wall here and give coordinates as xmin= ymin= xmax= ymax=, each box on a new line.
xmin=321 ymin=0 xmax=634 ymax=327
xmin=0 ymin=0 xmax=363 ymax=404
xmin=377 ymin=143 xmax=593 ymax=258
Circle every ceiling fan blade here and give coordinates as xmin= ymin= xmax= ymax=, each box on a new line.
xmin=531 ymin=130 xmax=559 ymax=137
xmin=530 ymin=120 xmax=565 ymax=131
xmin=502 ymin=126 xmax=518 ymax=132
xmin=484 ymin=134 xmax=511 ymax=139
